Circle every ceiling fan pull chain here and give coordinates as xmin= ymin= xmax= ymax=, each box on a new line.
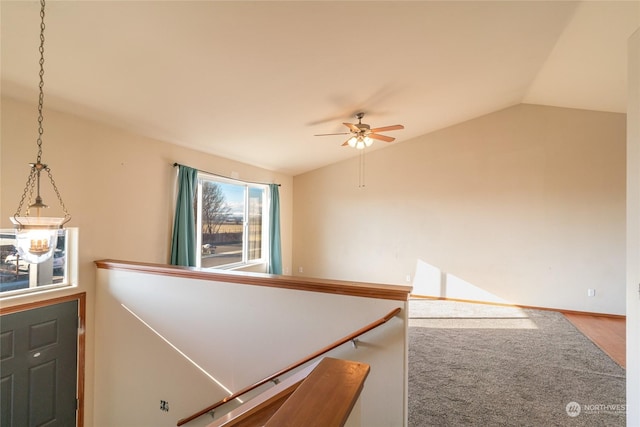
xmin=358 ymin=149 xmax=366 ymax=188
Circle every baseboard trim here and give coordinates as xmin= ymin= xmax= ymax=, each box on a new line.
xmin=409 ymin=294 xmax=626 ymax=319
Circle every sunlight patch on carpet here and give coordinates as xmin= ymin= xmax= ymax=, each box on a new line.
xmin=409 ymin=299 xmax=538 ymax=329
xmin=409 ymin=317 xmax=538 ymax=329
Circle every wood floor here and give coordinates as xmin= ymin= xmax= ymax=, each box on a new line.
xmin=563 ymin=312 xmax=626 ymax=368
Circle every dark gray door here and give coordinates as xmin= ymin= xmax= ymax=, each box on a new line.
xmin=1 ymin=300 xmax=78 ymax=426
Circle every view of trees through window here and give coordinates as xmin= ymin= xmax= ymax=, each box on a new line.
xmin=198 ymin=177 xmax=265 ymax=268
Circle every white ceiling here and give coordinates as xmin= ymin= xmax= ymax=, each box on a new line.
xmin=2 ymin=1 xmax=639 ymax=176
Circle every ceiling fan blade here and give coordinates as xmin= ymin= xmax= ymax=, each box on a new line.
xmin=342 ymin=138 xmax=351 ymax=146
xmin=370 ymin=124 xmax=404 ymax=133
xmin=369 ymin=133 xmax=395 ymax=143
xmin=314 ymin=132 xmax=350 ymax=136
xmin=343 ymin=122 xmax=361 ymax=133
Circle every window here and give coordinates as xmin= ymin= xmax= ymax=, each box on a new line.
xmin=196 ymin=174 xmax=267 ymax=269
xmin=0 ymin=228 xmax=76 ymax=297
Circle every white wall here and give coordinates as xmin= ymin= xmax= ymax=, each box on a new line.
xmin=0 ymin=96 xmax=294 ymax=425
xmin=626 ymin=28 xmax=640 ymax=427
xmin=94 ymin=267 xmax=408 ymax=427
xmin=293 ymin=104 xmax=627 ymax=314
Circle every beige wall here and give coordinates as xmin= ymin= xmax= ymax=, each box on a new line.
xmin=0 ymin=96 xmax=294 ymax=424
xmin=293 ymin=104 xmax=626 ymax=314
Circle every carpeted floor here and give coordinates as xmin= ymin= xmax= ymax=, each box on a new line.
xmin=408 ymin=299 xmax=626 ymax=426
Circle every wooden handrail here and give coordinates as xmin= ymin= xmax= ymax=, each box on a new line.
xmin=176 ymin=307 xmax=402 ymax=426
xmin=95 ymin=259 xmax=412 ymax=301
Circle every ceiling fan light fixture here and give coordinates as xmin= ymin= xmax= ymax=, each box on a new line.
xmin=315 ymin=112 xmax=404 ymax=150
xmin=364 ymin=136 xmax=373 ymax=147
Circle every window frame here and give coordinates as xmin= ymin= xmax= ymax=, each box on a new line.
xmin=0 ymin=227 xmax=78 ymax=299
xmin=195 ymin=172 xmax=269 ymax=270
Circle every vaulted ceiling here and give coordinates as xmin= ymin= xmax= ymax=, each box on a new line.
xmin=2 ymin=1 xmax=638 ymax=175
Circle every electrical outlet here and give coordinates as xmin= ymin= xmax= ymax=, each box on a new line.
xmin=298 ymin=266 xmax=303 ymax=273
xmin=160 ymin=400 xmax=169 ymax=412
xmin=587 ymin=289 xmax=596 ymax=297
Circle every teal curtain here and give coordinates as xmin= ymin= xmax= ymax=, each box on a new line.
xmin=170 ymin=165 xmax=198 ymax=266
xmin=268 ymin=184 xmax=282 ymax=274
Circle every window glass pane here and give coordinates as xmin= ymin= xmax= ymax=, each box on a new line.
xmin=1 ymin=229 xmax=68 ymax=294
xmin=200 ymin=181 xmax=244 ymax=268
xmin=198 ymin=174 xmax=267 ymax=269
xmin=247 ymin=187 xmax=264 ymax=261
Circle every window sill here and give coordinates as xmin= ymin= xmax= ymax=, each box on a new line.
xmin=0 ymin=282 xmax=77 ymax=302
xmin=206 ymin=261 xmax=267 ymax=274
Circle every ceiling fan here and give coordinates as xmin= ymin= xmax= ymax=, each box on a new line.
xmin=314 ymin=112 xmax=404 ymax=149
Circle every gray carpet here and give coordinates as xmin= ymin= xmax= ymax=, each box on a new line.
xmin=408 ymin=299 xmax=626 ymax=426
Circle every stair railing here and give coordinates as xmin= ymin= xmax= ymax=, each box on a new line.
xmin=176 ymin=307 xmax=401 ymax=426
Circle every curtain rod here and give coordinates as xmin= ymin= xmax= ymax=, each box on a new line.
xmin=173 ymin=162 xmax=281 ymax=187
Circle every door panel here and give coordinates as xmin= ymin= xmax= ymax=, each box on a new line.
xmin=0 ymin=300 xmax=78 ymax=427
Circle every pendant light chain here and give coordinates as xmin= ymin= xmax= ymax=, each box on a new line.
xmin=14 ymin=169 xmax=38 ymax=217
xmin=36 ymin=0 xmax=46 ymax=164
xmin=13 ymin=0 xmax=70 ymax=222
xmin=46 ymin=166 xmax=70 ymax=219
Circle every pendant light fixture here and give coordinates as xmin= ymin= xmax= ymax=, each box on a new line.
xmin=11 ymin=0 xmax=71 ymax=264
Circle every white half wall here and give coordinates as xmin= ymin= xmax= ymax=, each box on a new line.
xmin=94 ymin=267 xmax=408 ymax=427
